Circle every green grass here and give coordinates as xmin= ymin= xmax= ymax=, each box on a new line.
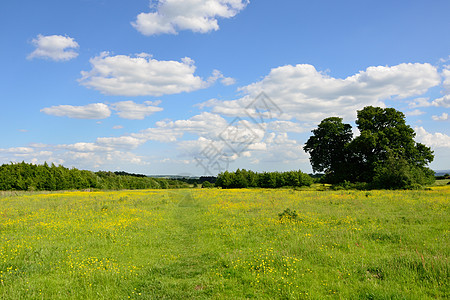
xmin=0 ymin=187 xmax=448 ymax=299
xmin=433 ymin=179 xmax=450 ymax=186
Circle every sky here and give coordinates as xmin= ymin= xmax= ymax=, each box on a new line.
xmin=1 ymin=0 xmax=450 ymax=176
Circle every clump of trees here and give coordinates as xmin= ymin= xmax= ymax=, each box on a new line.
xmin=303 ymin=106 xmax=435 ymax=189
xmin=0 ymin=162 xmax=186 ymax=191
xmin=215 ymin=169 xmax=313 ymax=189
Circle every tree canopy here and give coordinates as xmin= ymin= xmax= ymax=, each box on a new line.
xmin=303 ymin=106 xmax=435 ymax=188
xmin=215 ymin=169 xmax=313 ymax=189
xmin=303 ymin=117 xmax=353 ymax=183
xmin=0 ymin=162 xmax=190 ymax=191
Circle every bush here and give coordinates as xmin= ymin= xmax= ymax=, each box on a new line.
xmin=202 ymin=181 xmax=214 ymax=188
xmin=278 ymin=208 xmax=298 ymax=222
xmin=372 ymin=156 xmax=435 ymax=189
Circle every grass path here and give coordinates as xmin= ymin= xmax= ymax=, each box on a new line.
xmin=129 ymin=190 xmax=220 ymax=298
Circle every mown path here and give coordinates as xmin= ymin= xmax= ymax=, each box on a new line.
xmin=134 ymin=190 xmax=219 ymax=298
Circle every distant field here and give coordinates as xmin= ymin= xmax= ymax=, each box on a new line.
xmin=0 ymin=187 xmax=448 ymax=299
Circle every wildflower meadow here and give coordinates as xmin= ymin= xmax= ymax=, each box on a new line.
xmin=0 ymin=186 xmax=448 ymax=299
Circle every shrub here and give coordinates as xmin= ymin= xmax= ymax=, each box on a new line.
xmin=202 ymin=181 xmax=214 ymax=188
xmin=278 ymin=208 xmax=298 ymax=222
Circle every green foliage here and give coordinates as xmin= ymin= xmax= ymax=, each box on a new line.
xmin=372 ymin=154 xmax=435 ymax=189
xmin=215 ymin=169 xmax=312 ymax=189
xmin=304 ymin=106 xmax=435 ymax=189
xmin=435 ymin=173 xmax=450 ymax=180
xmin=278 ymin=208 xmax=298 ymax=222
xmin=303 ymin=117 xmax=353 ymax=183
xmin=0 ymin=162 xmax=178 ymax=191
xmin=201 ymin=181 xmax=214 ymax=188
xmin=351 ymin=106 xmax=434 ymax=184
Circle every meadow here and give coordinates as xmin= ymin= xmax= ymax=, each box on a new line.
xmin=0 ymin=186 xmax=448 ymax=299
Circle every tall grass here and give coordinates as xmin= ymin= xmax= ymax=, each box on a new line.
xmin=0 ymin=187 xmax=448 ymax=299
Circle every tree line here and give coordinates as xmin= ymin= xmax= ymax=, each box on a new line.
xmin=215 ymin=169 xmax=313 ymax=189
xmin=0 ymin=162 xmax=189 ymax=191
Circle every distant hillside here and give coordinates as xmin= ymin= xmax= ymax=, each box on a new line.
xmin=434 ymin=170 xmax=450 ymax=176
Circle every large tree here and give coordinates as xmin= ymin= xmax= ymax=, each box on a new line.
xmin=303 ymin=117 xmax=353 ymax=183
xmin=351 ymin=106 xmax=434 ymax=187
xmin=304 ymin=107 xmax=435 ymax=188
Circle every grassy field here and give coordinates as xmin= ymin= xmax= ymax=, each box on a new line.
xmin=0 ymin=186 xmax=448 ymax=299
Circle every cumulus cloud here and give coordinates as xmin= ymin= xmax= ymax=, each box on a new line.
xmin=155 ymin=112 xmax=229 ymax=137
xmin=62 ymin=149 xmax=147 ymax=169
xmin=415 ymin=127 xmax=450 ymax=148
xmin=266 ymin=121 xmax=306 ymax=133
xmin=58 ymin=142 xmax=112 ymax=153
xmin=28 ymin=34 xmax=79 ymax=61
xmin=406 ymin=109 xmax=425 ymax=116
xmin=79 ymin=52 xmax=224 ymax=96
xmin=409 ymin=95 xmax=450 ymax=108
xmin=0 ymin=147 xmax=34 ymax=154
xmin=132 ymin=0 xmax=249 ymax=36
xmin=0 ymin=141 xmax=149 ymax=171
xmin=442 ymin=66 xmax=450 ymax=93
xmin=96 ymin=136 xmax=146 ymax=150
xmin=409 ymin=97 xmax=432 ymax=108
xmin=203 ymin=63 xmax=441 ymax=123
xmin=432 ymin=112 xmax=449 ymax=121
xmin=130 ymin=112 xmax=228 ymax=143
xmin=431 ymin=95 xmax=450 ymax=108
xmin=110 ymin=100 xmax=163 ymax=120
xmin=41 ymin=103 xmax=111 ymax=119
xmin=42 ymin=101 xmax=163 ymax=120
xmin=208 ymin=69 xmax=236 ymax=86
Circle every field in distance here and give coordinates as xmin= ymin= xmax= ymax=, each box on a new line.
xmin=0 ymin=187 xmax=448 ymax=299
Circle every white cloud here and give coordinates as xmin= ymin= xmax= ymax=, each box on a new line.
xmin=155 ymin=112 xmax=229 ymax=137
xmin=432 ymin=112 xmax=449 ymax=121
xmin=111 ymin=100 xmax=163 ymax=120
xmin=131 ymin=112 xmax=228 ymax=143
xmin=58 ymin=142 xmax=110 ymax=153
xmin=132 ymin=0 xmax=249 ymax=36
xmin=208 ymin=69 xmax=236 ymax=86
xmin=204 ymin=63 xmax=441 ymax=123
xmin=415 ymin=127 xmax=450 ymax=148
xmin=96 ymin=136 xmax=146 ymax=150
xmin=409 ymin=97 xmax=432 ymax=108
xmin=406 ymin=109 xmax=425 ymax=116
xmin=28 ymin=34 xmax=79 ymax=61
xmin=41 ymin=101 xmax=163 ymax=120
xmin=79 ymin=52 xmax=217 ymax=96
xmin=247 ymin=142 xmax=267 ymax=151
xmin=64 ymin=150 xmax=148 ymax=169
xmin=266 ymin=120 xmax=306 ymax=133
xmin=132 ymin=128 xmax=183 ymax=143
xmin=41 ymin=103 xmax=111 ymax=119
xmin=0 ymin=147 xmax=34 ymax=154
xmin=113 ymin=125 xmax=124 ymax=129
xmin=409 ymin=95 xmax=450 ymax=108
xmin=431 ymin=95 xmax=450 ymax=108
xmin=442 ymin=66 xmax=450 ymax=93
xmin=221 ymin=77 xmax=237 ymax=86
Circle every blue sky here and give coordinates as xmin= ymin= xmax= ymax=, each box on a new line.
xmin=1 ymin=0 xmax=449 ymax=175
